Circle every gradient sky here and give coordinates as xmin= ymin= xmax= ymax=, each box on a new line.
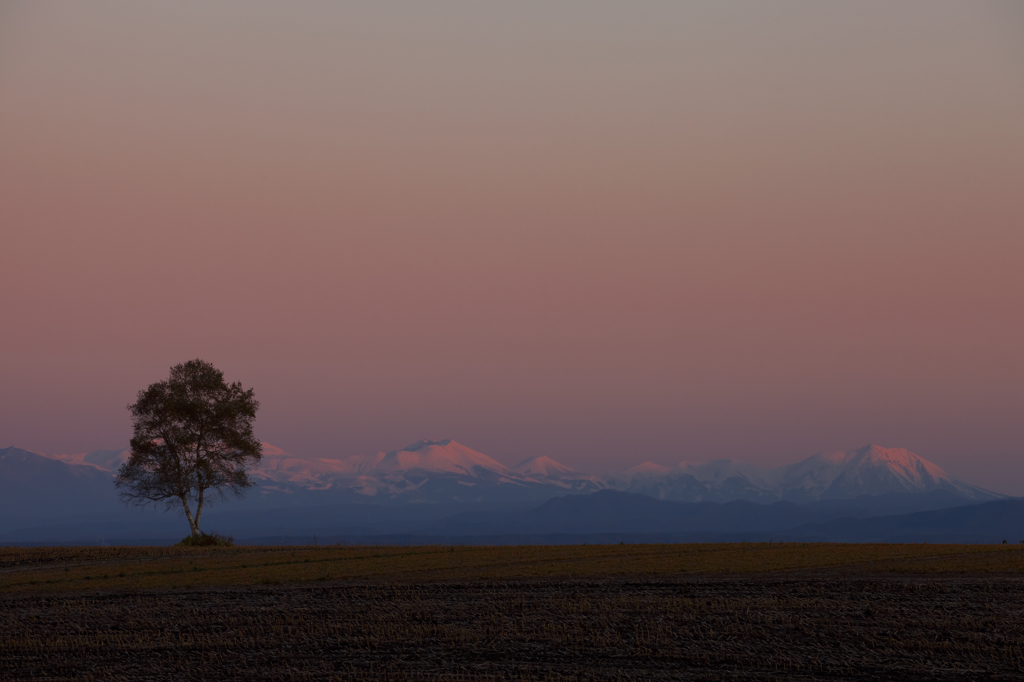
xmin=2 ymin=2 xmax=1023 ymax=492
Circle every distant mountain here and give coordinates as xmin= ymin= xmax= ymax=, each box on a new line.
xmin=82 ymin=448 xmax=130 ymax=471
xmin=423 ymin=490 xmax=1024 ymax=544
xmin=13 ymin=440 xmax=994 ymax=508
xmin=602 ymin=461 xmax=777 ymax=504
xmin=511 ymin=456 xmax=601 ymax=492
xmin=775 ymin=445 xmax=988 ymax=502
xmin=249 ymin=439 xmax=593 ymax=507
xmin=790 ymin=499 xmax=1024 ymax=544
xmin=426 ymin=490 xmax=853 ymax=536
xmin=601 ymin=445 xmax=999 ymax=504
xmin=802 ymin=489 xmax=990 ymax=517
xmin=0 ymin=439 xmax=1007 ymax=544
xmin=0 ymin=447 xmax=121 ymax=533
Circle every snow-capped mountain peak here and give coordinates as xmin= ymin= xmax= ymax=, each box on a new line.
xmin=34 ymin=448 xmax=129 ymax=474
xmin=361 ymin=440 xmax=513 ymax=477
xmin=852 ymin=444 xmax=948 ymax=481
xmin=603 ymin=444 xmax=999 ymax=503
xmin=16 ymin=440 xmax=998 ymax=509
xmin=511 ymin=455 xmax=601 ymax=491
xmin=402 ymin=438 xmax=453 ymax=452
xmin=512 ymin=455 xmax=583 ymax=478
xmin=677 ymin=459 xmax=775 ymax=489
xmin=252 ymin=440 xmax=606 ymax=498
xmin=806 ymin=443 xmax=972 ymax=501
xmin=253 ymin=444 xmax=357 ymax=490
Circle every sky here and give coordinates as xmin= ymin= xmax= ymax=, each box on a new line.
xmin=1 ymin=1 xmax=1023 ymax=492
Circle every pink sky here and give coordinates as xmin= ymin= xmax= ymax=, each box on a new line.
xmin=2 ymin=2 xmax=1023 ymax=492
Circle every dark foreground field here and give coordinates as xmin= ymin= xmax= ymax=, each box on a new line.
xmin=3 ymin=544 xmax=1024 ymax=680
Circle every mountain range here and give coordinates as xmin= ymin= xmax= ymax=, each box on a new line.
xmin=0 ymin=440 xmax=1007 ymax=544
xmin=249 ymin=439 xmax=602 ymax=506
xmin=248 ymin=440 xmax=999 ymax=506
xmin=603 ymin=444 xmax=995 ymax=503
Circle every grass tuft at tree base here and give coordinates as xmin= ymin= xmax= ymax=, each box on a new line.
xmin=176 ymin=532 xmax=234 ymax=547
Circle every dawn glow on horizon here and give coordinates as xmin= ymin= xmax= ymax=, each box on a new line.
xmin=1 ymin=2 xmax=1022 ymax=492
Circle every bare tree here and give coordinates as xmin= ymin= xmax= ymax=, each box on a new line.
xmin=116 ymin=359 xmax=261 ymax=539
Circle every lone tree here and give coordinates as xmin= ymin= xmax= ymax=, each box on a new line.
xmin=116 ymin=359 xmax=261 ymax=539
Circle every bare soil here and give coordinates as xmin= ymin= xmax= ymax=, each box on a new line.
xmin=3 ymin=575 xmax=1023 ymax=681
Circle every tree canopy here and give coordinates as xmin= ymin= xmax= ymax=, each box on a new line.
xmin=115 ymin=359 xmax=261 ymax=538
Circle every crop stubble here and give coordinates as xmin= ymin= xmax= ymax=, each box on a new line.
xmin=2 ymin=543 xmax=1024 ymax=680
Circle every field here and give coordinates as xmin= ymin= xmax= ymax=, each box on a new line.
xmin=3 ymin=543 xmax=1024 ymax=680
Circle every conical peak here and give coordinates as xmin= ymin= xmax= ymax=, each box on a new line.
xmin=850 ymin=444 xmax=927 ymax=465
xmin=855 ymin=443 xmax=892 ymax=457
xmin=512 ymin=455 xmax=584 ymax=476
xmin=401 ymin=439 xmax=453 ymax=452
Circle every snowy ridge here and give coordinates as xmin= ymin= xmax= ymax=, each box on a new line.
xmin=35 ymin=448 xmax=129 ymax=474
xmin=512 ymin=456 xmax=600 ymax=490
xmin=353 ymin=439 xmax=515 ymax=477
xmin=601 ymin=444 xmax=999 ymax=503
xmin=251 ymin=440 xmax=603 ymax=500
xmin=19 ymin=440 xmax=1000 ymax=506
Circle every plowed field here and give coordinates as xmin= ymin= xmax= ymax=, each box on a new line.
xmin=2 ymin=543 xmax=1023 ymax=680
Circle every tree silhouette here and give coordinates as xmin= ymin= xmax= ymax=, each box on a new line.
xmin=116 ymin=359 xmax=261 ymax=539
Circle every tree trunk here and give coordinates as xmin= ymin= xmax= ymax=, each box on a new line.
xmin=181 ymin=497 xmax=201 ymax=538
xmin=194 ymin=487 xmax=205 ymax=532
